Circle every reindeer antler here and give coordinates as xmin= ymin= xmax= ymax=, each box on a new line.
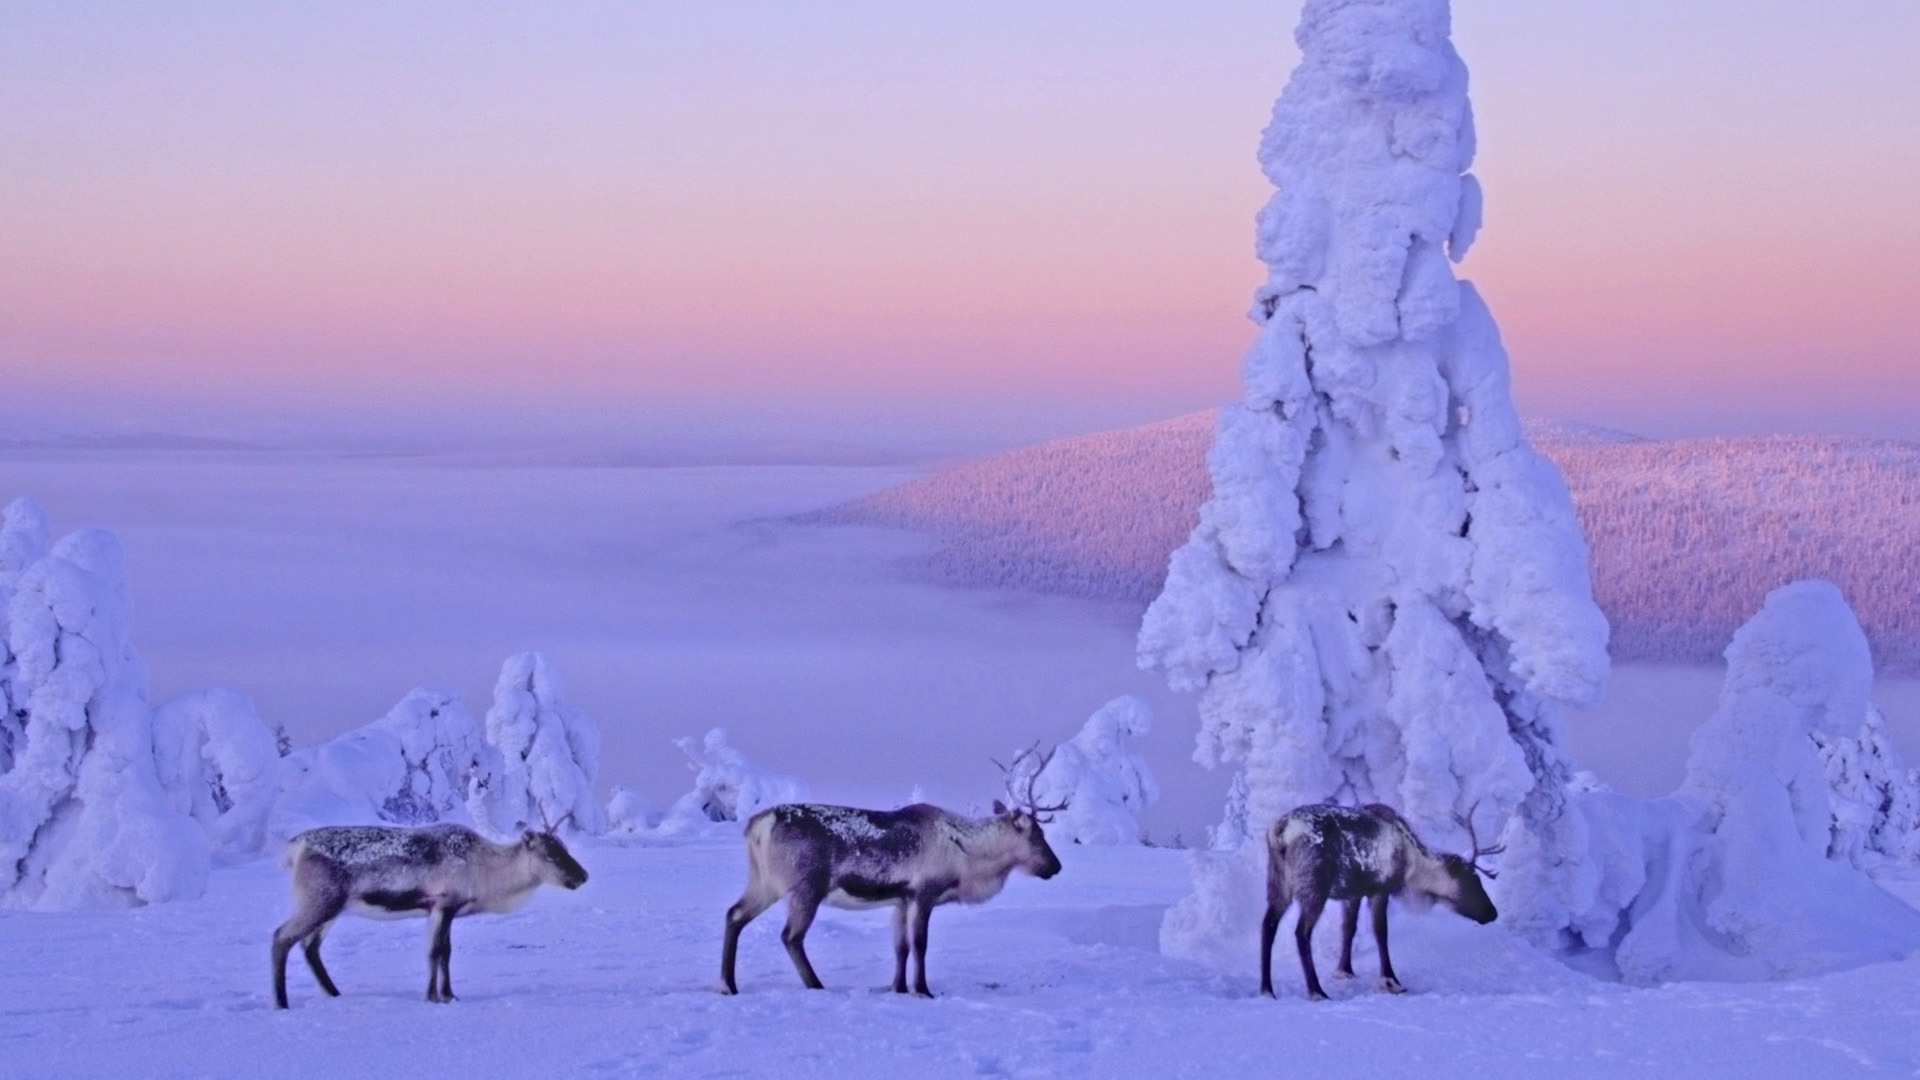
xmin=1452 ymin=800 xmax=1506 ymax=879
xmin=535 ymin=802 xmax=560 ymax=836
xmin=992 ymin=742 xmax=1069 ymax=821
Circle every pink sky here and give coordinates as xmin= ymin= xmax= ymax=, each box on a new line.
xmin=3 ymin=1 xmax=1917 ymax=444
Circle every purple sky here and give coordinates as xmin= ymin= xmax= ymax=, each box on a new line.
xmin=4 ymin=1 xmax=1916 ymax=448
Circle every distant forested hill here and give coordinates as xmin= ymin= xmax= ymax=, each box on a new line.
xmin=812 ymin=413 xmax=1920 ymax=671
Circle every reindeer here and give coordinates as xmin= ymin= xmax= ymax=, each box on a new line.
xmin=1260 ymin=802 xmax=1500 ymax=1001
xmin=270 ymin=822 xmax=589 ymax=1008
xmin=720 ymin=747 xmax=1066 ymax=997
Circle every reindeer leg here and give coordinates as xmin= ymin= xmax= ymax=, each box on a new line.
xmin=1259 ymin=897 xmax=1288 ymax=998
xmin=1334 ymin=899 xmax=1361 ymax=979
xmin=437 ymin=908 xmax=460 ymax=1002
xmin=1370 ymin=894 xmax=1403 ymax=994
xmin=1294 ymin=891 xmax=1330 ymax=1001
xmin=908 ymin=895 xmax=935 ymax=998
xmin=891 ymin=902 xmax=910 ymax=994
xmin=781 ymin=883 xmax=827 ymax=990
xmin=271 ymin=884 xmax=345 ymax=1009
xmin=720 ymin=886 xmax=780 ymax=995
xmin=426 ymin=905 xmax=457 ymax=1003
xmin=302 ymin=920 xmax=342 ymax=998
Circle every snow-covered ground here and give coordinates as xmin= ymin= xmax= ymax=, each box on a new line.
xmin=3 ymin=837 xmax=1918 ymax=1079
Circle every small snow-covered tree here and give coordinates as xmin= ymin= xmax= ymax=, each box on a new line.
xmin=657 ymin=728 xmax=802 ymax=831
xmin=1004 ymin=696 xmax=1160 ymax=845
xmin=1815 ymin=705 xmax=1920 ymax=865
xmin=1141 ymin=0 xmax=1609 ymax=962
xmin=151 ymin=687 xmax=283 ymax=857
xmin=1564 ymin=581 xmax=1920 ymax=981
xmin=269 ymin=687 xmax=494 ymax=840
xmin=0 ymin=528 xmax=210 ymax=908
xmin=604 ymin=785 xmax=653 ymax=835
xmin=474 ymin=652 xmax=604 ymax=835
xmin=0 ymin=498 xmax=51 ymax=776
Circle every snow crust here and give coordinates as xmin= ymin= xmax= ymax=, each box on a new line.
xmin=474 ymin=651 xmax=605 ymax=835
xmin=1004 ymin=695 xmax=1160 ymax=845
xmin=1142 ymin=0 xmax=1610 ymax=961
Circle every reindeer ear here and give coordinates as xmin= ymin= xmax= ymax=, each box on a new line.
xmin=992 ymin=799 xmax=1008 ymax=815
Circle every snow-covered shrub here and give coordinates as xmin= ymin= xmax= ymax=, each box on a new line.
xmin=604 ymin=785 xmax=654 ymax=835
xmin=656 ymin=729 xmax=802 ymax=833
xmin=474 ymin=652 xmax=604 ymax=835
xmin=1003 ymin=696 xmax=1159 ymax=845
xmin=151 ymin=687 xmax=282 ymax=858
xmin=268 ymin=687 xmax=494 ymax=841
xmin=1143 ymin=0 xmax=1609 ymax=964
xmin=1560 ymin=581 xmax=1920 ymax=982
xmin=1816 ymin=705 xmax=1920 ymax=864
xmin=0 ymin=527 xmax=209 ymax=909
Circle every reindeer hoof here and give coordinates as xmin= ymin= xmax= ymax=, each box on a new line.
xmin=1332 ymin=968 xmax=1356 ymax=981
xmin=913 ymin=987 xmax=935 ymax=999
xmin=1379 ymin=978 xmax=1405 ymax=995
xmin=1306 ymin=989 xmax=1329 ymax=1002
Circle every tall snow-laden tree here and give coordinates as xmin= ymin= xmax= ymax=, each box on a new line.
xmin=0 ymin=528 xmax=210 ymax=908
xmin=476 ymin=652 xmax=605 ymax=835
xmin=1141 ymin=0 xmax=1609 ymax=960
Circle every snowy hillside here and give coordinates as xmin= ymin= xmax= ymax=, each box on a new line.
xmin=5 ymin=837 xmax=1919 ymax=1079
xmin=816 ymin=414 xmax=1920 ymax=670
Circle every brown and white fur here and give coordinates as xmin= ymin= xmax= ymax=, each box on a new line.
xmin=271 ymin=823 xmax=589 ymax=1008
xmin=1260 ymin=803 xmax=1498 ymax=1001
xmin=720 ymin=801 xmax=1062 ymax=997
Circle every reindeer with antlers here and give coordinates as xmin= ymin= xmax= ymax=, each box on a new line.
xmin=1259 ymin=802 xmax=1502 ymax=1001
xmin=719 ymin=748 xmax=1066 ymax=998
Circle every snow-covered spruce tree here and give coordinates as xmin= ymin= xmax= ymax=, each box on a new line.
xmin=268 ymin=687 xmax=495 ymax=841
xmin=151 ymin=687 xmax=283 ymax=858
xmin=475 ymin=652 xmax=604 ymax=835
xmin=1816 ymin=705 xmax=1920 ymax=865
xmin=1004 ymin=695 xmax=1160 ymax=845
xmin=1565 ymin=581 xmax=1920 ymax=981
xmin=0 ymin=498 xmax=52 ymax=776
xmin=1140 ymin=0 xmax=1609 ymax=961
xmin=0 ymin=528 xmax=210 ymax=908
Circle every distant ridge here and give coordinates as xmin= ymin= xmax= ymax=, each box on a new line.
xmin=813 ymin=414 xmax=1920 ymax=672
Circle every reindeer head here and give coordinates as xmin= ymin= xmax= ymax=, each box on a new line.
xmin=1441 ymin=805 xmax=1503 ymax=925
xmin=522 ymin=808 xmax=589 ymax=890
xmin=991 ymin=745 xmax=1068 ymax=879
